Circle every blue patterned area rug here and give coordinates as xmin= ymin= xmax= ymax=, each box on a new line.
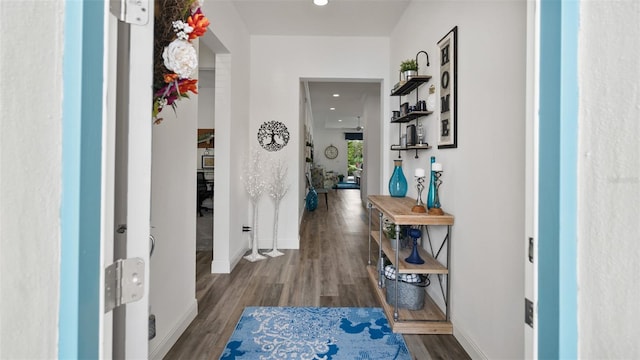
xmin=220 ymin=307 xmax=411 ymax=360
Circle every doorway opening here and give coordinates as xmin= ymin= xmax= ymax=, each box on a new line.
xmin=302 ymin=79 xmax=381 ymax=205
xmin=346 ymin=139 xmax=363 ymax=185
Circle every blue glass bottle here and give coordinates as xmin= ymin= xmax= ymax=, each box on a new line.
xmin=427 ymin=156 xmax=436 ymax=208
xmin=388 ymin=160 xmax=408 ymax=197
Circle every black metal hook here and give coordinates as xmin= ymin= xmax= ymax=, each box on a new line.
xmin=415 ymin=50 xmax=430 ymax=69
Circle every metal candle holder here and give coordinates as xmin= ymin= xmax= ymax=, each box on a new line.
xmin=411 ymin=175 xmax=427 ymax=213
xmin=405 ymin=227 xmax=425 ymax=264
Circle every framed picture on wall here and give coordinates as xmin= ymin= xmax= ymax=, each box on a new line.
xmin=198 ymin=128 xmax=215 ymax=148
xmin=202 ymin=155 xmax=215 ymax=169
xmin=437 ymin=26 xmax=458 ymax=149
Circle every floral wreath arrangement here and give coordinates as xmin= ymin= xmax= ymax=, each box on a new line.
xmin=153 ymin=0 xmax=210 ymax=124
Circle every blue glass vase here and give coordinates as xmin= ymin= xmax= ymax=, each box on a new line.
xmin=306 ymin=187 xmax=318 ymax=211
xmin=388 ymin=160 xmax=408 ymax=197
xmin=427 ymin=156 xmax=436 ymax=208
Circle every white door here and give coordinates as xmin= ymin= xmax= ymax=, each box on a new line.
xmin=102 ymin=2 xmax=155 ymax=358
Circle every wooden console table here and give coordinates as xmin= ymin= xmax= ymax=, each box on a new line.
xmin=367 ymin=195 xmax=454 ymax=334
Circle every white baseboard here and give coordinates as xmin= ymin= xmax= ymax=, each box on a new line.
xmin=258 ymin=237 xmax=300 ymax=250
xmin=212 ymin=245 xmax=247 ymax=273
xmin=211 ymin=246 xmax=246 ymax=273
xmin=230 ymin=246 xmax=246 ymax=269
xmin=453 ymin=320 xmax=487 ymax=360
xmin=148 ymin=299 xmax=198 ymax=360
xmin=211 ymin=258 xmax=231 ymax=273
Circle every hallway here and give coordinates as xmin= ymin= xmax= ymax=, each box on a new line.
xmin=165 ymin=189 xmax=469 ymax=359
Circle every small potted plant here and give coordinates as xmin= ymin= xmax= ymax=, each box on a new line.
xmin=400 ymin=59 xmax=418 ymax=80
xmin=337 ymin=173 xmax=345 ymax=182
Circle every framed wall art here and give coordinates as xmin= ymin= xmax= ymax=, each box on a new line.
xmin=437 ymin=26 xmax=458 ymax=149
xmin=197 ymin=128 xmax=214 ymax=148
xmin=257 ymin=120 xmax=290 ymax=152
xmin=201 ymin=155 xmax=215 ymax=169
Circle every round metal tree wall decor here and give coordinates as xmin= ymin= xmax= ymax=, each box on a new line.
xmin=257 ymin=121 xmax=290 ymax=152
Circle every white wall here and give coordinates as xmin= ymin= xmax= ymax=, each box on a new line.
xmin=391 ymin=2 xmax=526 ymax=358
xmin=201 ymin=1 xmax=252 ymax=272
xmin=250 ymin=36 xmax=390 ymax=249
xmin=196 ymin=84 xmax=216 ymax=168
xmin=0 ymin=1 xmax=63 ymax=358
xmin=199 ymin=43 xmax=215 ymax=69
xmin=197 ymin=73 xmax=215 ymax=168
xmin=148 ymin=41 xmax=200 ymax=359
xmin=197 ymin=45 xmax=215 ymax=168
xmin=362 ymin=91 xmax=382 ymax=204
xmin=579 ymin=1 xmax=640 ymax=358
xmin=313 ymin=130 xmax=349 ymax=176
xmin=311 ymin=89 xmax=381 ymax=198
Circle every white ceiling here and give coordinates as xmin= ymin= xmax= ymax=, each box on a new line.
xmin=306 ymin=80 xmax=380 ymax=131
xmin=231 ymin=0 xmax=410 ymax=37
xmin=222 ymin=0 xmax=407 ymax=131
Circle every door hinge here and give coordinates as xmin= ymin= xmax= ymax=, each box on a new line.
xmin=149 ymin=314 xmax=156 ymax=340
xmin=528 ymin=237 xmax=534 ymax=263
xmin=105 ymin=258 xmax=145 ymax=313
xmin=110 ymin=0 xmax=149 ymax=25
xmin=525 ymin=298 xmax=534 ymax=328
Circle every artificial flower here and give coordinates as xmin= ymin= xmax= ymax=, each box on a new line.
xmin=190 ymin=0 xmax=203 ymax=13
xmin=152 ymin=1 xmax=210 ymax=123
xmin=187 ymin=13 xmax=210 ymax=40
xmin=172 ymin=20 xmax=194 ymax=40
xmin=162 ymin=39 xmax=198 ymax=78
xmin=178 ymin=78 xmax=198 ymax=94
xmin=164 ymin=73 xmax=178 ymax=83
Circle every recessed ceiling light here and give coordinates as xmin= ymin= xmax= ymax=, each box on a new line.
xmin=338 ymin=119 xmax=342 ymax=122
xmin=333 ymin=93 xmax=340 ymax=97
xmin=330 ymin=107 xmax=335 ymax=110
xmin=313 ymin=0 xmax=328 ymax=6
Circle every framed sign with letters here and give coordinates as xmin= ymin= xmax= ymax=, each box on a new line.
xmin=437 ymin=26 xmax=458 ymax=149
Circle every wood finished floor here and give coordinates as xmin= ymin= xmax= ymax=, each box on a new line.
xmin=164 ymin=189 xmax=470 ymax=360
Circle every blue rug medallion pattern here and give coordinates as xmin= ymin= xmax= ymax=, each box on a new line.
xmin=220 ymin=307 xmax=411 ymax=360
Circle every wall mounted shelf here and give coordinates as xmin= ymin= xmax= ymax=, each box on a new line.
xmin=391 ymin=75 xmax=432 ymax=96
xmin=391 ymin=110 xmax=434 ymax=123
xmin=390 ymin=75 xmax=433 ymax=159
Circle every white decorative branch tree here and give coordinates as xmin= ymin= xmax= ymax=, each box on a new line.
xmin=265 ymin=158 xmax=289 ymax=257
xmin=243 ymin=148 xmax=267 ymax=262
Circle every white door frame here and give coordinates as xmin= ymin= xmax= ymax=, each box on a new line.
xmin=524 ymin=1 xmax=539 ymax=358
xmin=59 ymin=0 xmax=154 ymax=357
xmin=117 ymin=5 xmax=155 ymax=358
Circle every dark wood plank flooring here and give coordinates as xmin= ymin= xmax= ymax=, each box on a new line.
xmin=164 ymin=189 xmax=470 ymax=360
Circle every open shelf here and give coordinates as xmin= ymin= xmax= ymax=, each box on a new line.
xmin=367 ymin=195 xmax=454 ymax=334
xmin=391 ymin=144 xmax=432 ymax=151
xmin=391 ymin=75 xmax=432 ymax=96
xmin=366 ymin=266 xmax=452 ymax=334
xmin=391 ymin=110 xmax=434 ymax=123
xmin=368 ymin=196 xmax=454 ymax=226
xmin=371 ymin=231 xmax=448 ymax=274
